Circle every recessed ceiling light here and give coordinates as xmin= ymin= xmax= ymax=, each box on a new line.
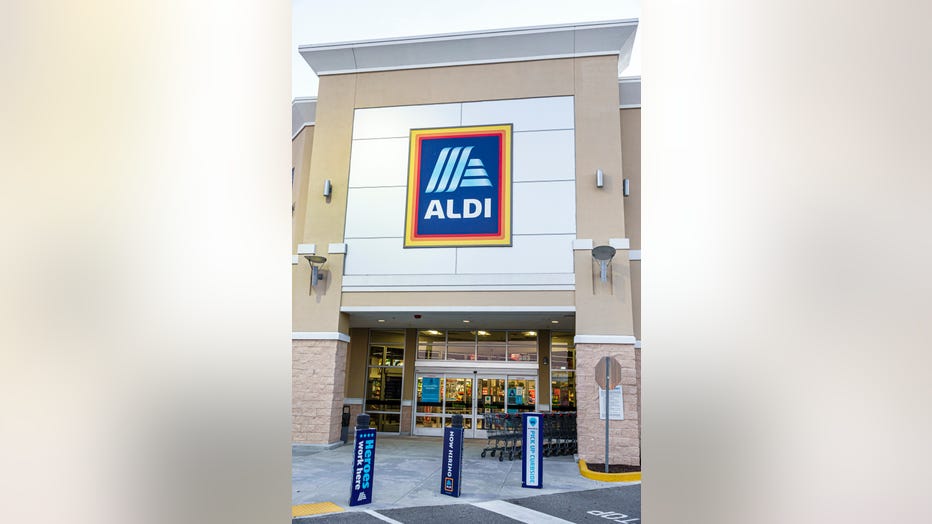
xmin=462 ymin=320 xmax=470 ymax=323
xmin=527 ymin=331 xmax=537 ymax=336
xmin=551 ymin=320 xmax=559 ymax=324
xmin=377 ymin=319 xmax=385 ymax=323
xmin=478 ymin=330 xmax=489 ymax=336
xmin=426 ymin=330 xmax=441 ymax=335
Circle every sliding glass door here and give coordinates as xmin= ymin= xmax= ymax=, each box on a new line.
xmin=413 ymin=373 xmax=537 ymax=437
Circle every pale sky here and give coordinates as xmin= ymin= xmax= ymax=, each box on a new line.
xmin=292 ymin=0 xmax=641 ymax=99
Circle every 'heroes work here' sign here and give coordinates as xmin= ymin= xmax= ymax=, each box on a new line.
xmin=404 ymin=124 xmax=512 ymax=247
xmin=349 ymin=428 xmax=377 ymax=506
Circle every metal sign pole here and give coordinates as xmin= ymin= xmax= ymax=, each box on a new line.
xmin=604 ymin=356 xmax=610 ymax=473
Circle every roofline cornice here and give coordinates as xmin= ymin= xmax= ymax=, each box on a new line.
xmin=299 ymin=19 xmax=638 ymax=76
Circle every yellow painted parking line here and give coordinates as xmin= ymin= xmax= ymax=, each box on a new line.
xmin=292 ymin=502 xmax=344 ymax=517
xmin=578 ymin=459 xmax=642 ymax=482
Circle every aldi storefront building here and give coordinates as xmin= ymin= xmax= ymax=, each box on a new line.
xmin=292 ymin=20 xmax=642 ymax=466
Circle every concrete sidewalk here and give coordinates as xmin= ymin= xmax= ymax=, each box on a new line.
xmin=293 ymin=435 xmax=636 ymax=515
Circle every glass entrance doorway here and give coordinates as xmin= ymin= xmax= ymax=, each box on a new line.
xmin=413 ymin=373 xmax=537 ymax=437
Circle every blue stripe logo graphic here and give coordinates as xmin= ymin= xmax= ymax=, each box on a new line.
xmin=424 ymin=146 xmax=493 ymax=193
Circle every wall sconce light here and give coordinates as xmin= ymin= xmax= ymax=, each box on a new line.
xmin=592 ymin=245 xmax=616 ymax=282
xmin=623 ymin=178 xmax=630 ymax=196
xmin=304 ymin=255 xmax=327 ymax=287
xmin=323 ymin=179 xmax=332 ymax=198
xmin=596 ymin=169 xmax=604 ymax=188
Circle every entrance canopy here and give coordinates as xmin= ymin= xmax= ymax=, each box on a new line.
xmin=341 ymin=308 xmax=576 ymax=331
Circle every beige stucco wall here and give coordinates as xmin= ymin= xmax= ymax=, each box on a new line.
xmin=538 ymin=329 xmax=551 ymax=409
xmin=353 ymin=59 xmax=575 ymax=108
xmin=630 ymin=260 xmax=641 ymax=341
xmin=345 ymin=328 xmax=368 ymax=400
xmin=295 ymin=56 xmax=633 ymax=332
xmin=572 ymin=57 xmax=635 ymax=337
xmin=403 ymin=329 xmax=417 ymax=402
xmin=620 ymin=109 xmax=641 ymax=250
xmin=293 ymin=74 xmax=356 ymax=333
xmin=292 ymin=126 xmax=313 ymax=251
xmin=621 ymin=108 xmax=641 ymax=341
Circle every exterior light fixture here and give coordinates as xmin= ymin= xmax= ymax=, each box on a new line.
xmin=623 ymin=178 xmax=630 ymax=196
xmin=596 ymin=169 xmax=604 ymax=188
xmin=377 ymin=319 xmax=385 ymax=323
xmin=592 ymin=245 xmax=617 ymax=282
xmin=462 ymin=320 xmax=470 ymax=323
xmin=551 ymin=320 xmax=559 ymax=324
xmin=304 ymin=255 xmax=327 ymax=287
xmin=478 ymin=330 xmax=490 ymax=336
xmin=323 ymin=179 xmax=332 ymax=197
xmin=526 ymin=331 xmax=537 ymax=336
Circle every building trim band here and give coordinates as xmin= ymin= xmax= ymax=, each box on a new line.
xmin=292 ymin=331 xmax=351 ymax=342
xmin=574 ymin=335 xmax=637 ymax=345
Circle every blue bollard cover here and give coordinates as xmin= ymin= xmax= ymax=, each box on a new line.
xmin=349 ymin=423 xmax=377 ymax=506
xmin=522 ymin=412 xmax=543 ymax=488
xmin=440 ymin=416 xmax=464 ymax=497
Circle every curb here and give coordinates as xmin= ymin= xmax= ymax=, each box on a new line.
xmin=578 ymin=459 xmax=641 ymax=482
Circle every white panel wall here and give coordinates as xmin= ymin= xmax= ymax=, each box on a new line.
xmin=352 ymin=104 xmax=461 ymax=139
xmin=348 ymin=138 xmax=410 ymax=188
xmin=513 ymin=181 xmax=576 ymax=235
xmin=343 ymin=97 xmax=577 ymax=290
xmin=455 ymin=235 xmax=576 ymax=274
xmin=461 ymin=96 xmax=575 ymax=131
xmin=343 ymin=238 xmax=456 ymax=276
xmin=343 ymin=187 xmax=407 ymax=238
xmin=513 ymin=130 xmax=576 ymax=182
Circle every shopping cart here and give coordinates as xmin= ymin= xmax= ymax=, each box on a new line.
xmin=502 ymin=413 xmax=523 ymax=461
xmin=541 ymin=412 xmax=577 ymax=456
xmin=543 ymin=413 xmax=560 ymax=456
xmin=480 ymin=412 xmax=507 ymax=459
xmin=480 ymin=412 xmax=523 ymax=461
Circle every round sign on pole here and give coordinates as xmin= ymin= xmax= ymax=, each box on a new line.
xmin=594 ymin=356 xmax=623 ymax=390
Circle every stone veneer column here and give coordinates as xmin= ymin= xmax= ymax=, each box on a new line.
xmin=400 ymin=406 xmax=412 ymax=435
xmin=347 ymin=404 xmax=364 ymax=427
xmin=292 ymin=339 xmax=348 ymax=445
xmin=575 ymin=343 xmax=640 ymax=466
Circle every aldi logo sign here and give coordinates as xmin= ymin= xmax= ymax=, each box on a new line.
xmin=405 ymin=124 xmax=512 ymax=247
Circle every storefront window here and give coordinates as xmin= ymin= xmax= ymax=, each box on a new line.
xmin=550 ymin=332 xmax=575 ymax=369
xmin=366 ymin=330 xmax=404 ymax=431
xmin=506 ymin=376 xmax=537 ymax=413
xmin=443 ymin=377 xmax=474 ymax=429
xmin=446 ymin=330 xmax=476 ymax=360
xmin=417 ymin=330 xmax=444 ymax=360
xmin=507 ymin=331 xmax=538 ymax=362
xmin=550 ymin=332 xmax=576 ymax=411
xmin=476 ymin=330 xmax=507 ymax=361
xmin=414 ymin=375 xmax=444 ymax=432
xmin=415 ymin=329 xmax=538 ymax=362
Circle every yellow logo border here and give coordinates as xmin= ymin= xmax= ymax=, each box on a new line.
xmin=404 ymin=124 xmax=512 ymax=248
